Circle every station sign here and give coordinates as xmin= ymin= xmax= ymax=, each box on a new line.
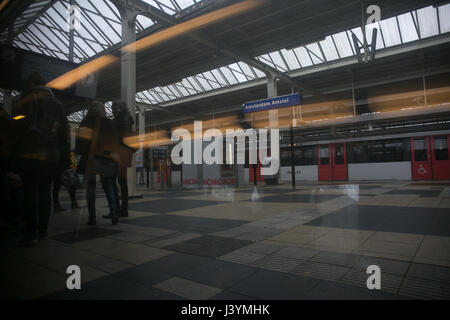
xmin=242 ymin=93 xmax=301 ymax=114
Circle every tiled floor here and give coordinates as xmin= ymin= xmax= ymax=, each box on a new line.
xmin=1 ymin=181 xmax=450 ymax=300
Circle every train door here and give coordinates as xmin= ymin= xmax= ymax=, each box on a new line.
xmin=318 ymin=144 xmax=332 ymax=181
xmin=318 ymin=144 xmax=348 ymax=181
xmin=332 ymin=143 xmax=348 ymax=181
xmin=431 ymin=135 xmax=450 ymax=180
xmin=411 ymin=137 xmax=433 ymax=180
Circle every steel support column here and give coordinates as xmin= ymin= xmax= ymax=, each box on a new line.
xmin=114 ymin=2 xmax=139 ymax=196
xmin=266 ymin=72 xmax=280 ymax=184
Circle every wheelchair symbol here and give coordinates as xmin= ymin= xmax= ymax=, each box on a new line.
xmin=418 ymin=164 xmax=427 ymax=175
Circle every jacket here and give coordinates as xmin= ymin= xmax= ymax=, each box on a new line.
xmin=11 ymin=86 xmax=69 ymax=169
xmin=114 ymin=111 xmax=134 ymax=138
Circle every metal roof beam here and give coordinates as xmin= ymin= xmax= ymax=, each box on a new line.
xmin=114 ymin=0 xmax=328 ymax=100
xmin=0 ymin=0 xmax=58 ymax=42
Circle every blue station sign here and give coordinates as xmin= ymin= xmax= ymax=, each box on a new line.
xmin=242 ymin=93 xmax=301 ymax=114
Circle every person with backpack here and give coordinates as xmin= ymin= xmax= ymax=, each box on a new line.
xmin=11 ymin=72 xmax=70 ymax=246
xmin=103 ymin=101 xmax=134 ymax=220
xmin=76 ymin=101 xmax=119 ymax=226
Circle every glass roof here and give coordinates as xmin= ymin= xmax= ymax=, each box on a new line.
xmin=135 ymin=4 xmax=450 ymax=107
xmin=0 ymin=90 xmax=21 ymax=104
xmin=5 ymin=0 xmax=206 ymax=63
xmin=66 ymin=101 xmax=114 ymax=122
xmin=2 ymin=1 xmax=449 ymax=121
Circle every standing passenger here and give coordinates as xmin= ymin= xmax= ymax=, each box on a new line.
xmin=109 ymin=101 xmax=133 ymax=218
xmin=12 ymin=72 xmax=70 ymax=245
xmin=76 ymin=101 xmax=119 ymax=225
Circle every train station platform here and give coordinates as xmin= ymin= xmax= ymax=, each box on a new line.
xmin=1 ymin=181 xmax=450 ymax=300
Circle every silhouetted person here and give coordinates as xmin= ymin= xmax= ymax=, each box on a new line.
xmin=52 ymin=150 xmax=80 ymax=212
xmin=51 ymin=114 xmax=71 ymax=212
xmin=76 ymin=101 xmax=119 ymax=225
xmin=66 ymin=150 xmax=80 ymax=209
xmin=11 ymin=73 xmax=69 ymax=245
xmin=107 ymin=101 xmax=133 ymax=219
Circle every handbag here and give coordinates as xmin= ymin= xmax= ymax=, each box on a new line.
xmin=90 ymin=156 xmax=118 ymax=178
xmin=62 ymin=168 xmax=81 ymax=189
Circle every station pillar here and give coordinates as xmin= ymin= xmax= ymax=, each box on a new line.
xmin=115 ymin=3 xmax=139 ymax=196
xmin=266 ymin=73 xmax=280 ymax=184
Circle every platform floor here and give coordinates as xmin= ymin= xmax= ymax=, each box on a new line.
xmin=1 ymin=181 xmax=450 ymax=300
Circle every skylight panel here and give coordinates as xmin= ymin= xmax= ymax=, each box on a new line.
xmin=293 ymin=47 xmax=313 ymax=67
xmin=174 ymin=83 xmax=189 ymax=96
xmin=305 ymin=43 xmax=325 ymax=64
xmin=210 ymin=69 xmax=228 ymax=86
xmin=438 ymin=4 xmax=450 ymax=33
xmin=48 ymin=3 xmax=70 ymax=30
xmin=176 ymin=0 xmax=196 ymax=10
xmin=238 ymin=62 xmax=257 ymax=79
xmin=229 ymin=63 xmax=248 ymax=82
xmin=75 ymin=0 xmax=97 ymax=14
xmin=319 ymin=36 xmax=339 ymax=62
xmin=268 ymin=51 xmax=288 ymax=71
xmin=417 ymin=6 xmax=439 ymax=38
xmin=196 ymin=76 xmax=214 ymax=91
xmin=190 ymin=76 xmax=206 ymax=92
xmin=137 ymin=15 xmax=155 ymax=30
xmin=379 ymin=17 xmax=402 ymax=46
xmin=331 ymin=31 xmax=354 ymax=58
xmin=257 ymin=54 xmax=277 ymax=69
xmin=202 ymin=71 xmax=222 ymax=88
xmin=219 ymin=67 xmax=239 ymax=85
xmin=397 ymin=13 xmax=419 ymax=43
xmin=278 ymin=49 xmax=299 ymax=70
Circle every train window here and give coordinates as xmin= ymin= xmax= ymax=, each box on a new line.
xmin=384 ymin=140 xmax=405 ymax=162
xmin=281 ymin=146 xmax=318 ymax=166
xmin=348 ymin=138 xmax=410 ymax=163
xmin=367 ymin=141 xmax=384 ymax=162
xmin=281 ymin=150 xmax=291 ymax=166
xmin=334 ymin=144 xmax=345 ymax=164
xmin=434 ymin=136 xmax=449 ymax=161
xmin=414 ymin=139 xmax=428 ymax=161
xmin=320 ymin=146 xmax=329 ymax=165
xmin=301 ymin=146 xmax=318 ymax=165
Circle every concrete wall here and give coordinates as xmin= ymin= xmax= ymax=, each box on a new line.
xmin=348 ymin=162 xmax=412 ymax=180
xmin=280 ymin=166 xmax=318 ymax=182
xmin=172 ymin=171 xmax=181 ymax=187
xmin=244 ymin=168 xmax=250 ymax=185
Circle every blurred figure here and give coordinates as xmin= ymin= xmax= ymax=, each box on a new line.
xmin=52 ymin=150 xmax=80 ymax=212
xmin=11 ymin=72 xmax=69 ymax=245
xmin=0 ymin=106 xmax=24 ymax=238
xmin=66 ymin=150 xmax=80 ymax=209
xmin=51 ymin=118 xmax=71 ymax=213
xmin=0 ymin=106 xmax=15 ymax=232
xmin=76 ymin=101 xmax=119 ymax=225
xmin=108 ymin=101 xmax=133 ymax=218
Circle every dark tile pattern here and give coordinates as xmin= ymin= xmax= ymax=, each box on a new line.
xmin=123 ymin=215 xmax=248 ymax=233
xmin=181 ymin=260 xmax=259 ymax=289
xmin=306 ymin=205 xmax=450 ymax=236
xmin=133 ymin=253 xmax=212 ymax=276
xmin=164 ymin=235 xmax=253 ymax=258
xmin=385 ymin=189 xmax=442 ymax=197
xmin=128 ymin=199 xmax=221 ymax=213
xmin=246 ymin=194 xmax=340 ymax=203
xmin=42 ymin=273 xmax=146 ymax=300
xmin=228 ymin=269 xmax=321 ymax=300
xmin=303 ymin=280 xmax=404 ymax=300
xmin=49 ymin=228 xmax=122 ymax=244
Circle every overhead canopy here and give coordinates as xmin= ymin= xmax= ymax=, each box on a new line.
xmin=1 ymin=0 xmax=449 ymax=126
